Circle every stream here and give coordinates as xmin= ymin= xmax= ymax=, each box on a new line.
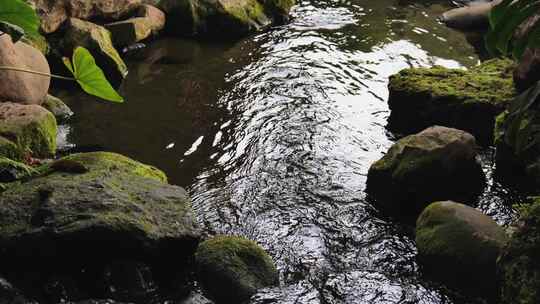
xmin=57 ymin=0 xmax=528 ymax=303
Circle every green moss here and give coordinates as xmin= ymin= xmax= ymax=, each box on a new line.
xmin=416 ymin=201 xmax=508 ymax=296
xmin=57 ymin=152 xmax=168 ymax=183
xmin=389 ymin=59 xmax=516 ymax=107
xmin=0 ymin=157 xmax=36 ymax=182
xmin=498 ymin=198 xmax=540 ymax=303
xmin=0 ymin=152 xmax=199 ymax=259
xmin=195 ymin=235 xmax=278 ymax=303
xmin=0 ymin=107 xmax=57 ymax=159
xmin=21 ymin=34 xmax=49 ymax=55
xmin=223 ymin=0 xmax=266 ymax=24
xmin=0 ymin=136 xmax=24 ymax=160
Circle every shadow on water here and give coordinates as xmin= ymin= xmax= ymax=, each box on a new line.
xmin=58 ymin=0 xmax=528 ymax=303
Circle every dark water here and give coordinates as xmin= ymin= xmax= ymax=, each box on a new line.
xmin=58 ymin=0 xmax=528 ymax=303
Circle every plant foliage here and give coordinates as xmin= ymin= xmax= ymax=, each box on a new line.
xmin=486 ymin=0 xmax=540 ymax=59
xmin=0 ymin=0 xmax=39 ymax=39
xmin=63 ymin=47 xmax=124 ymax=103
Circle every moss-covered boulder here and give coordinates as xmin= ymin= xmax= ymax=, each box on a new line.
xmin=366 ymin=126 xmax=485 ymax=217
xmin=195 ymin=235 xmax=279 ymax=303
xmin=416 ymin=201 xmax=508 ymax=296
xmin=387 ymin=59 xmax=516 ymax=144
xmin=0 ymin=152 xmax=200 ymax=277
xmin=498 ymin=199 xmax=540 ymax=303
xmin=62 ymin=18 xmax=128 ymax=81
xmin=156 ymin=0 xmax=294 ymax=38
xmin=0 ymin=102 xmax=57 ymax=159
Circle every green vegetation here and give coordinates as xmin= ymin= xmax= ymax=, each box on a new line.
xmin=0 ymin=0 xmax=123 ymax=102
xmin=486 ymin=0 xmax=540 ymax=60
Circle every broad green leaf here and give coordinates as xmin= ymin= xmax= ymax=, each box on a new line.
xmin=0 ymin=20 xmax=24 ymax=42
xmin=63 ymin=47 xmax=124 ymax=103
xmin=495 ymin=3 xmax=540 ymax=55
xmin=0 ymin=0 xmax=40 ymax=39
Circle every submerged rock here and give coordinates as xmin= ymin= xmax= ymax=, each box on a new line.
xmin=416 ymin=201 xmax=508 ymax=296
xmin=0 ymin=35 xmax=50 ymax=105
xmin=366 ymin=126 xmax=485 ymax=217
xmin=498 ymin=199 xmax=540 ymax=303
xmin=0 ymin=102 xmax=57 ymax=159
xmin=42 ymin=95 xmax=73 ymax=123
xmin=387 ymin=59 xmax=516 ymax=144
xmin=105 ymin=5 xmax=166 ymax=47
xmin=195 ymin=235 xmax=279 ymax=303
xmin=157 ymin=0 xmax=295 ymax=37
xmin=62 ymin=18 xmax=128 ymax=81
xmin=0 ymin=152 xmax=200 ymax=299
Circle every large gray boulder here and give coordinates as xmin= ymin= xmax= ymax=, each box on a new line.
xmin=0 ymin=152 xmax=201 ymax=263
xmin=416 ymin=201 xmax=508 ymax=296
xmin=0 ymin=35 xmax=50 ymax=105
xmin=366 ymin=126 xmax=485 ymax=217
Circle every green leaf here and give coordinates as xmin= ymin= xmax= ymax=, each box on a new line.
xmin=63 ymin=47 xmax=124 ymax=103
xmin=0 ymin=21 xmax=24 ymax=42
xmin=0 ymin=0 xmax=40 ymax=39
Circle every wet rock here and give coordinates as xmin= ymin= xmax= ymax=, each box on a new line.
xmin=42 ymin=95 xmax=73 ymax=123
xmin=157 ymin=0 xmax=295 ymax=37
xmin=100 ymin=260 xmax=157 ymax=302
xmin=28 ymin=0 xmax=142 ymax=34
xmin=195 ymin=235 xmax=278 ymax=303
xmin=62 ymin=18 xmax=128 ymax=81
xmin=416 ymin=201 xmax=508 ymax=296
xmin=105 ymin=5 xmax=166 ymax=47
xmin=387 ymin=59 xmax=516 ymax=144
xmin=0 ymin=157 xmax=35 ymax=183
xmin=440 ymin=0 xmax=501 ymax=30
xmin=498 ymin=199 xmax=540 ymax=303
xmin=0 ymin=277 xmax=32 ymax=304
xmin=0 ymin=35 xmax=50 ymax=105
xmin=366 ymin=126 xmax=485 ymax=217
xmin=0 ymin=102 xmax=57 ymax=159
xmin=0 ymin=152 xmax=200 ymax=281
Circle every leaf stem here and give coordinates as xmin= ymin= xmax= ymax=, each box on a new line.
xmin=0 ymin=65 xmax=75 ymax=81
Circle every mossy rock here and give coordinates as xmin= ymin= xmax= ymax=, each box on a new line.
xmin=0 ymin=102 xmax=57 ymax=159
xmin=416 ymin=201 xmax=508 ymax=297
xmin=62 ymin=18 xmax=128 ymax=82
xmin=387 ymin=59 xmax=517 ymax=144
xmin=0 ymin=152 xmax=200 ymax=270
xmin=0 ymin=157 xmax=36 ymax=183
xmin=195 ymin=235 xmax=279 ymax=303
xmin=42 ymin=95 xmax=73 ymax=123
xmin=158 ymin=0 xmax=294 ymax=37
xmin=498 ymin=198 xmax=540 ymax=303
xmin=366 ymin=126 xmax=485 ymax=218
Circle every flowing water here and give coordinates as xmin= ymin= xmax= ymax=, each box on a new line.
xmin=57 ymin=0 xmax=529 ymax=303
